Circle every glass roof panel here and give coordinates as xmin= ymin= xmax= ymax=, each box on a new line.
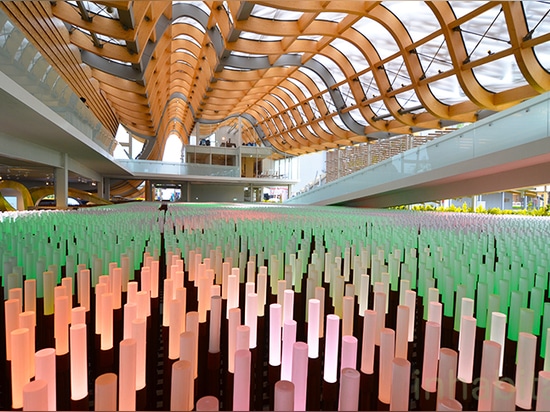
xmin=306 ymin=124 xmax=319 ymax=136
xmin=174 ymin=34 xmax=202 ymax=48
xmin=382 ymin=2 xmax=439 ymax=43
xmin=295 ymin=105 xmax=307 ymax=123
xmin=309 ymin=99 xmax=321 ymax=119
xmin=75 ymin=1 xmax=119 ymax=19
xmin=173 ymin=16 xmax=206 ymax=33
xmin=329 ymin=39 xmax=370 ymax=73
xmin=352 ymin=18 xmax=399 ymax=60
xmin=339 ymin=82 xmax=357 ymax=107
xmin=383 ymin=55 xmax=412 ymax=88
xmin=348 ymin=108 xmax=369 ymax=126
xmin=524 ymin=1 xmax=550 ymax=71
xmin=231 ymin=50 xmax=268 ymax=58
xmin=277 ymin=86 xmax=300 ymax=105
xmin=0 ymin=19 xmax=15 ymax=48
xmin=428 ymin=76 xmax=466 ymax=105
xmin=95 ymin=33 xmax=126 ymax=46
xmin=415 ymin=34 xmax=454 ymax=78
xmin=331 ymin=115 xmax=349 ymax=131
xmin=297 ymin=35 xmax=323 ymax=41
xmin=312 ymin=54 xmax=346 ymax=83
xmin=224 ymin=65 xmax=250 ymax=71
xmin=298 ymin=66 xmax=327 ymax=93
xmin=175 ymin=49 xmax=198 ymax=60
xmin=449 ymin=1 xmax=489 ymax=19
xmin=369 ymin=100 xmax=391 ymax=119
xmin=239 ymin=31 xmax=284 ymax=42
xmin=287 ymin=77 xmax=313 ymax=98
xmin=471 ymin=55 xmax=528 ymax=93
xmin=394 ymin=90 xmax=422 ymax=111
xmin=318 ymin=120 xmax=331 ymax=134
xmin=250 ymin=5 xmax=303 ymax=21
xmin=316 ymin=12 xmax=348 ymax=23
xmin=358 ymin=72 xmax=380 ymax=98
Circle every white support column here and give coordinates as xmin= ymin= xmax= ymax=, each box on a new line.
xmin=54 ymin=153 xmax=68 ymax=209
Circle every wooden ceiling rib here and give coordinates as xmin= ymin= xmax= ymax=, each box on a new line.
xmin=0 ymin=0 xmax=549 ymax=161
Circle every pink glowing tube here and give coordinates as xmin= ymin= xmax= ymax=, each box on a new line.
xmin=307 ymin=299 xmax=320 ymax=359
xmin=245 ymin=293 xmax=258 ymax=348
xmin=378 ymin=328 xmax=395 ymax=404
xmin=176 ymin=287 xmax=187 ymax=331
xmin=477 ymin=340 xmax=501 ymax=411
xmin=174 ymin=270 xmax=184 ymax=297
xmin=257 ymin=272 xmax=267 ymax=317
xmin=123 ymin=302 xmax=137 ymax=340
xmin=61 ymin=278 xmax=72 ymax=323
xmin=94 ymin=373 xmax=117 ymax=411
xmin=405 ymin=290 xmax=416 ymax=342
xmin=489 ymin=311 xmax=506 ymax=377
xmin=359 ymin=274 xmax=370 ymax=317
xmin=341 ymin=335 xmax=358 ymax=372
xmin=395 ymin=305 xmax=410 ymax=360
xmin=127 ymin=281 xmax=138 ymax=305
xmin=292 ymin=342 xmax=308 ymax=411
xmin=132 ymin=318 xmax=147 ymax=391
xmin=112 ymin=267 xmax=122 ymax=310
xmin=150 ymin=260 xmax=159 ymax=298
xmin=101 ymin=292 xmax=113 ymax=350
xmin=247 ymin=260 xmax=256 ymax=284
xmin=390 ymin=357 xmax=411 ymax=411
xmin=95 ymin=283 xmax=107 ymax=335
xmin=222 ymin=261 xmax=230 ymax=299
xmin=458 ymin=298 xmax=474 ymax=350
xmin=169 ymin=299 xmax=183 ymax=360
xmin=186 ymin=311 xmax=199 ymax=378
xmin=171 ymin=359 xmax=193 ymax=411
xmin=314 ymin=287 xmax=325 ymax=338
xmin=54 ymin=295 xmax=69 ymax=355
xmin=343 ymin=296 xmax=354 ymax=337
xmin=118 ymin=338 xmax=137 ymax=411
xmin=179 ymin=330 xmax=195 ymax=399
xmin=196 ymin=395 xmax=219 ymax=411
xmin=35 ymin=348 xmax=56 ymax=410
xmin=70 ymin=324 xmax=88 ymax=401
xmin=209 ymin=295 xmax=222 ymax=353
xmin=228 ymin=307 xmax=241 ymax=373
xmin=274 ymin=380 xmax=295 ymax=411
xmin=374 ymin=292 xmax=386 ymax=346
xmin=422 ymin=321 xmax=440 ymax=393
xmin=71 ymin=307 xmax=85 ymax=326
xmin=269 ymin=304 xmax=282 ymax=367
xmin=23 ymin=379 xmax=48 ymax=411
xmin=19 ymin=311 xmax=35 ymax=379
xmin=437 ymin=398 xmax=463 ymax=411
xmin=24 ymin=279 xmax=36 ymax=314
xmin=339 ymin=367 xmax=360 ymax=411
xmin=324 ymin=314 xmax=340 ymax=384
xmin=283 ymin=289 xmax=294 ymax=324
xmin=79 ymin=269 xmax=90 ymax=312
xmin=5 ymin=299 xmax=19 ymax=361
xmin=536 ymin=371 xmax=550 ymax=411
xmin=9 ymin=288 xmax=22 ymax=312
xmin=233 ymin=349 xmax=251 ymax=411
xmin=11 ymin=328 xmax=30 ymax=409
xmin=428 ymin=301 xmax=442 ymax=325
xmin=491 ymin=381 xmax=515 ymax=411
xmin=457 ymin=316 xmax=476 ymax=384
xmin=136 ymin=290 xmax=150 ymax=319
xmin=227 ymin=274 xmax=239 ymax=319
xmin=281 ymin=320 xmax=297 ymax=381
xmin=515 ymin=332 xmax=536 ymax=409
xmin=237 ymin=325 xmax=251 ymax=352
xmin=141 ymin=266 xmax=151 ymax=294
xmin=360 ymin=309 xmax=377 ymax=374
xmin=198 ymin=275 xmax=211 ymax=323
xmin=437 ymin=348 xmax=457 ymax=402
xmin=162 ymin=278 xmax=173 ymax=327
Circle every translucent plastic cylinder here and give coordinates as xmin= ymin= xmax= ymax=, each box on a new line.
xmin=379 ymin=328 xmax=395 ymax=404
xmin=283 ymin=289 xmax=294 ymax=324
xmin=457 ymin=316 xmax=476 ymax=383
xmin=515 ymin=332 xmax=536 ymax=409
xmin=291 ymin=342 xmax=308 ymax=411
xmin=100 ymin=292 xmax=113 ymax=350
xmin=269 ymin=304 xmax=282 ymax=366
xmin=233 ymin=349 xmax=251 ymax=411
xmin=72 ymin=307 xmax=86 ymax=326
xmin=162 ymin=278 xmax=173 ymax=327
xmin=112 ymin=267 xmax=122 ymax=310
xmin=24 ymin=279 xmax=36 ymax=315
xmin=338 ymin=368 xmax=360 ymax=411
xmin=5 ymin=299 xmax=19 ymax=361
xmin=341 ymin=335 xmax=358 ymax=371
xmin=119 ymin=339 xmax=137 ymax=411
xmin=489 ymin=311 xmax=506 ymax=376
xmin=209 ymin=295 xmax=222 ymax=353
xmin=390 ymin=358 xmax=410 ymax=411
xmin=360 ymin=309 xmax=377 ymax=374
xmin=342 ymin=296 xmax=354 ymax=336
xmin=536 ymin=370 xmax=550 ymax=411
xmin=324 ymin=314 xmax=340 ymax=383
xmin=94 ymin=373 xmax=117 ymax=411
xmin=475 ymin=339 xmax=500 ymax=411
xmin=228 ymin=308 xmax=240 ymax=373
xmin=374 ymin=292 xmax=386 ymax=346
xmin=169 ymin=299 xmax=183 ymax=359
xmin=245 ymin=293 xmax=258 ymax=348
xmin=437 ymin=398 xmax=463 ymax=411
xmin=70 ymin=324 xmax=88 ymax=400
xmin=491 ymin=381 xmax=515 ymax=411
xmin=281 ymin=320 xmax=297 ymax=381
xmin=359 ymin=274 xmax=370 ymax=316
xmin=79 ymin=269 xmax=90 ymax=312
xmin=314 ymin=287 xmax=325 ymax=338
xmin=422 ymin=321 xmax=440 ymax=392
xmin=171 ymin=360 xmax=193 ymax=411
xmin=196 ymin=395 xmax=219 ymax=411
xmin=35 ymin=348 xmax=56 ymax=411
xmin=274 ymin=380 xmax=294 ymax=411
xmin=132 ymin=318 xmax=147 ymax=391
xmin=23 ymin=379 xmax=48 ymax=411
xmin=11 ymin=328 xmax=30 ymax=409
xmin=307 ymin=299 xmax=320 ymax=359
xmin=19 ymin=311 xmax=35 ymax=379
xmin=395 ymin=305 xmax=409 ymax=359
xmin=54 ymin=295 xmax=69 ymax=355
xmin=437 ymin=348 xmax=457 ymax=402
xmin=186 ymin=311 xmax=199 ymax=378
xmin=257 ymin=273 xmax=267 ymax=317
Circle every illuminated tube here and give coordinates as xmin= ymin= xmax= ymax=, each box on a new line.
xmin=281 ymin=320 xmax=297 ymax=381
xmin=70 ymin=324 xmax=88 ymax=401
xmin=257 ymin=273 xmax=267 ymax=317
xmin=291 ymin=341 xmax=308 ymax=411
xmin=342 ymin=296 xmax=354 ymax=337
xmin=269 ymin=304 xmax=282 ymax=367
xmin=209 ymin=295 xmax=222 ymax=353
xmin=72 ymin=307 xmax=86 ymax=326
xmin=359 ymin=274 xmax=369 ymax=316
xmin=314 ymin=287 xmax=325 ymax=338
xmin=405 ymin=290 xmax=416 ymax=342
xmin=35 ymin=348 xmax=56 ymax=410
xmin=237 ymin=325 xmax=251 ymax=352
xmin=307 ymin=299 xmax=320 ymax=359
xmin=123 ymin=302 xmax=137 ymax=340
xmin=489 ymin=311 xmax=506 ymax=377
xmin=373 ymin=292 xmax=386 ymax=346
xmin=198 ymin=274 xmax=211 ymax=323
xmin=19 ymin=311 xmax=35 ymax=379
xmin=95 ymin=283 xmax=107 ymax=336
xmin=422 ymin=321 xmax=440 ymax=392
xmin=491 ymin=381 xmax=515 ymax=411
xmin=341 ymin=335 xmax=357 ymax=371
xmin=437 ymin=348 xmax=457 ymax=402
xmin=118 ymin=339 xmax=137 ymax=411
xmin=94 ymin=373 xmax=117 ymax=411
xmin=196 ymin=395 xmax=219 ymax=411
xmin=132 ymin=318 xmax=147 ymax=391
xmin=283 ymin=289 xmax=294 ymax=324
xmin=379 ymin=328 xmax=395 ymax=404
xmin=136 ymin=290 xmax=150 ymax=318
xmin=24 ymin=279 xmax=36 ymax=314
xmin=171 ymin=360 xmax=192 ymax=411
xmin=169 ymin=299 xmax=183 ymax=359
xmin=515 ymin=332 xmax=536 ymax=409
xmin=79 ymin=269 xmax=90 ymax=312
xmin=457 ymin=316 xmax=476 ymax=384
xmin=395 ymin=305 xmax=409 ymax=359
xmin=338 ymin=368 xmax=360 ymax=411
xmin=54 ymin=295 xmax=69 ymax=355
xmin=101 ymin=293 xmax=113 ymax=350
xmin=150 ymin=260 xmax=159 ymax=298
xmin=5 ymin=299 xmax=18 ymax=361
xmin=360 ymin=310 xmax=377 ymax=374
xmin=23 ymin=379 xmax=48 ymax=411
xmin=228 ymin=308 xmax=240 ymax=373
xmin=112 ymin=267 xmax=122 ymax=310
xmin=245 ymin=293 xmax=258 ymax=349
xmin=186 ymin=311 xmax=199 ymax=378
xmin=162 ymin=278 xmax=173 ymax=327
xmin=11 ymin=328 xmax=30 ymax=409
xmin=390 ymin=358 xmax=410 ymax=411
xmin=536 ymin=371 xmax=550 ymax=411
xmin=233 ymin=349 xmax=251 ymax=411
xmin=274 ymin=380 xmax=294 ymax=411
xmin=478 ymin=340 xmax=501 ymax=411
xmin=324 ymin=314 xmax=340 ymax=384
xmin=437 ymin=398 xmax=463 ymax=411
xmin=227 ymin=274 xmax=239 ymax=319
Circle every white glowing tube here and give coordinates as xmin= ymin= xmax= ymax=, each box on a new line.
xmin=341 ymin=335 xmax=358 ymax=372
xmin=379 ymin=328 xmax=395 ymax=404
xmin=478 ymin=340 xmax=501 ymax=411
xmin=186 ymin=311 xmax=199 ymax=378
xmin=457 ymin=316 xmax=476 ymax=384
xmin=23 ymin=379 xmax=48 ymax=411
xmin=292 ymin=342 xmax=308 ymax=411
xmin=359 ymin=274 xmax=369 ymax=317
xmin=112 ymin=267 xmax=122 ymax=310
xmin=162 ymin=278 xmax=173 ymax=327
xmin=94 ymin=373 xmax=117 ymax=411
xmin=247 ymin=260 xmax=256 ymax=284
xmin=245 ymin=293 xmax=258 ymax=348
xmin=19 ymin=311 xmax=35 ymax=379
xmin=437 ymin=398 xmax=463 ymax=411
xmin=257 ymin=273 xmax=267 ymax=317
xmin=428 ymin=301 xmax=442 ymax=325
xmin=405 ymin=290 xmax=416 ymax=342
xmin=11 ymin=328 xmax=30 ymax=409
xmin=281 ymin=320 xmax=297 ymax=381
xmin=489 ymin=311 xmax=506 ymax=377
xmin=307 ymin=299 xmax=320 ymax=359
xmin=169 ymin=299 xmax=183 ymax=360
xmin=390 ymin=358 xmax=411 ymax=411
xmin=118 ymin=339 xmax=136 ymax=411
xmin=516 ymin=332 xmax=536 ymax=409
xmin=101 ymin=293 xmax=113 ymax=350
xmin=283 ymin=289 xmax=295 ymax=325
xmin=136 ymin=290 xmax=150 ymax=319
xmin=209 ymin=295 xmax=222 ymax=353
xmin=314 ymin=287 xmax=325 ymax=338
xmin=24 ymin=279 xmax=36 ymax=315
xmin=132 ymin=318 xmax=147 ymax=391
xmin=54 ymin=295 xmax=69 ymax=355
xmin=233 ymin=349 xmax=251 ymax=411
xmin=227 ymin=274 xmax=239 ymax=319
xmin=324 ymin=314 xmax=340 ymax=383
xmin=35 ymin=348 xmax=56 ymax=410
xmin=536 ymin=371 xmax=550 ymax=411
xmin=437 ymin=348 xmax=457 ymax=402
xmin=70 ymin=324 xmax=88 ymax=401
xmin=236 ymin=325 xmax=251 ymax=354
xmin=171 ymin=360 xmax=193 ymax=411
xmin=422 ymin=321 xmax=440 ymax=392
xmin=361 ymin=309 xmax=377 ymax=374
xmin=374 ymin=292 xmax=386 ymax=346
xmin=395 ymin=305 xmax=410 ymax=359
xmin=269 ymin=304 xmax=282 ymax=367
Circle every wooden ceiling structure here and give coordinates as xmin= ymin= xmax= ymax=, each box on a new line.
xmin=1 ymin=1 xmax=549 ymax=162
